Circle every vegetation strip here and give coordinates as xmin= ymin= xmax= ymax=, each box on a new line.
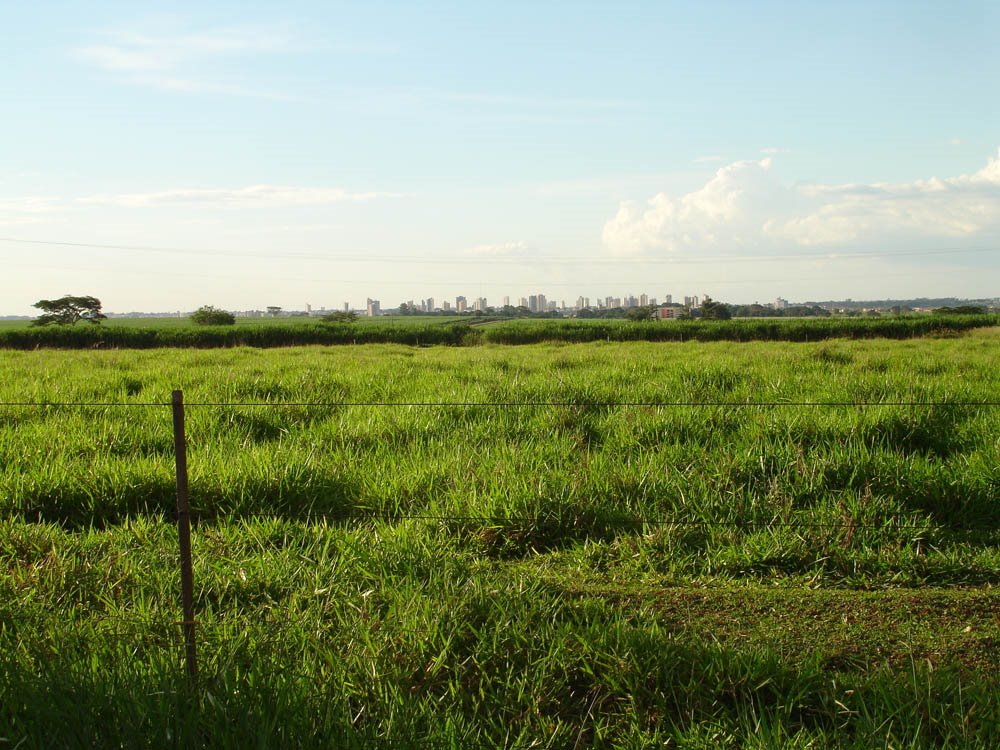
xmin=0 ymin=313 xmax=997 ymax=349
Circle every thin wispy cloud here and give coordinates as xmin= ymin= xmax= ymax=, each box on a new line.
xmin=0 ymin=197 xmax=65 ymax=226
xmin=692 ymin=155 xmax=725 ymax=164
xmin=462 ymin=241 xmax=533 ymax=257
xmin=603 ymin=148 xmax=1000 ymax=255
xmin=338 ymin=85 xmax=637 ymax=122
xmin=74 ymin=21 xmax=305 ymax=99
xmin=78 ymin=185 xmax=403 ymax=208
xmin=423 ymin=88 xmax=631 ymax=112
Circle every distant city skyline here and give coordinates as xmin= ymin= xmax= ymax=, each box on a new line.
xmin=2 ymin=1 xmax=998 ymax=315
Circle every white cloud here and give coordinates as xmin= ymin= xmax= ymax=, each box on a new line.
xmin=78 ymin=185 xmax=400 ymax=208
xmin=603 ymin=149 xmax=1000 ymax=255
xmin=420 ymin=88 xmax=630 ymax=112
xmin=75 ymin=22 xmax=303 ymax=98
xmin=602 ymin=157 xmax=788 ymax=255
xmin=463 ymin=241 xmax=532 ymax=257
xmin=0 ymin=197 xmax=64 ymax=226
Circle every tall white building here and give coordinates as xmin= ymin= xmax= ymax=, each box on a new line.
xmin=366 ymin=298 xmax=381 ymax=317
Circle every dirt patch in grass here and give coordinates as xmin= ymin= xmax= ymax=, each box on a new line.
xmin=554 ymin=583 xmax=1000 ymax=676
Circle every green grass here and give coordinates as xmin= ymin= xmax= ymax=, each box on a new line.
xmin=1 ymin=331 xmax=998 ymax=747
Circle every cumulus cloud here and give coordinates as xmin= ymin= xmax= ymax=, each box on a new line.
xmin=603 ymin=149 xmax=1000 ymax=255
xmin=78 ymin=185 xmax=399 ymax=208
xmin=602 ymin=157 xmax=791 ymax=255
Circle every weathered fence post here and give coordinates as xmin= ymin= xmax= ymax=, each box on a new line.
xmin=172 ymin=390 xmax=199 ymax=686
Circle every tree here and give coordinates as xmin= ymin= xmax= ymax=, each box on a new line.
xmin=699 ymin=296 xmax=732 ymax=320
xmin=933 ymin=305 xmax=985 ymax=315
xmin=32 ymin=295 xmax=107 ymax=326
xmin=625 ymin=304 xmax=658 ymax=321
xmin=191 ymin=305 xmax=236 ymax=325
xmin=321 ymin=310 xmax=358 ymax=323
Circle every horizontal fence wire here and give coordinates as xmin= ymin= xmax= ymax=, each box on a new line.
xmin=1 ymin=510 xmax=961 ymax=532
xmin=1 ymin=400 xmax=999 ymax=408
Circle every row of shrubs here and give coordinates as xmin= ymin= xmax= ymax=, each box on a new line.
xmin=0 ymin=322 xmax=470 ymax=349
xmin=477 ymin=314 xmax=1000 ymax=345
xmin=1 ymin=314 xmax=996 ymax=349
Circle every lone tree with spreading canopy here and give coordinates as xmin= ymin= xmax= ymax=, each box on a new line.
xmin=191 ymin=305 xmax=236 ymax=325
xmin=32 ymin=295 xmax=107 ymax=326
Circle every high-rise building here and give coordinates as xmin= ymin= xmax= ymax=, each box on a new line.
xmin=456 ymin=296 xmax=467 ymax=313
xmin=537 ymin=293 xmax=547 ymax=312
xmin=528 ymin=295 xmax=538 ymax=313
xmin=639 ymin=294 xmax=648 ymax=306
xmin=366 ymin=298 xmax=381 ymax=317
xmin=502 ymin=295 xmax=510 ymax=307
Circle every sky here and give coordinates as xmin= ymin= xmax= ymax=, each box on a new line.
xmin=2 ymin=0 xmax=999 ymax=315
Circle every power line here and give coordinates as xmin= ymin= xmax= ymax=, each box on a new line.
xmin=2 ymin=235 xmax=997 ymax=266
xmin=5 ymin=261 xmax=989 ymax=289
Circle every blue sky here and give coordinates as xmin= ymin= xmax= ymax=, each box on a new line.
xmin=2 ymin=0 xmax=998 ymax=314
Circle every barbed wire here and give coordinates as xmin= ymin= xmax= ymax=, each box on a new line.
xmin=1 ymin=399 xmax=997 ymax=408
xmin=3 ymin=508 xmax=971 ymax=532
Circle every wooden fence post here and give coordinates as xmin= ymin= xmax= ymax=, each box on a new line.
xmin=172 ymin=390 xmax=199 ymax=686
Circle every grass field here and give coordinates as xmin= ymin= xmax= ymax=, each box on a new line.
xmin=1 ymin=330 xmax=998 ymax=747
